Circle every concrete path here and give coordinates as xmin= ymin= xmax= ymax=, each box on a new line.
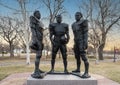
xmin=0 ymin=73 xmax=120 ymax=85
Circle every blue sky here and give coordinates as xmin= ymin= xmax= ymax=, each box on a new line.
xmin=0 ymin=0 xmax=79 ymax=23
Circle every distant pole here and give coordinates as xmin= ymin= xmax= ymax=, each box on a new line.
xmin=113 ymin=46 xmax=116 ymax=62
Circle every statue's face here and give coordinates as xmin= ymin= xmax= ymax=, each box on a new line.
xmin=34 ymin=11 xmax=41 ymax=19
xmin=75 ymin=13 xmax=82 ymax=21
xmin=56 ymin=15 xmax=62 ymax=23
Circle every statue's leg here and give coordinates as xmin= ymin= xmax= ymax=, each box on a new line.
xmin=72 ymin=44 xmax=81 ymax=73
xmin=80 ymin=51 xmax=90 ymax=78
xmin=35 ymin=50 xmax=44 ymax=73
xmin=35 ymin=51 xmax=41 ymax=72
xmin=31 ymin=50 xmax=44 ymax=78
xmin=60 ymin=44 xmax=68 ymax=73
xmin=50 ymin=44 xmax=59 ymax=73
xmin=31 ymin=41 xmax=46 ymax=78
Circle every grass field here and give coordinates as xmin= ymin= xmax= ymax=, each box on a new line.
xmin=0 ymin=55 xmax=120 ymax=84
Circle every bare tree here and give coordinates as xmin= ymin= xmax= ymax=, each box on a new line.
xmin=88 ymin=21 xmax=102 ymax=63
xmin=43 ymin=29 xmax=51 ymax=58
xmin=0 ymin=16 xmax=19 ymax=57
xmin=78 ymin=0 xmax=120 ymax=60
xmin=15 ymin=20 xmax=29 ymax=53
xmin=17 ymin=28 xmax=27 ymax=51
xmin=41 ymin=0 xmax=66 ymax=23
xmin=0 ymin=0 xmax=31 ymax=63
xmin=95 ymin=0 xmax=120 ymax=60
xmin=16 ymin=0 xmax=31 ymax=64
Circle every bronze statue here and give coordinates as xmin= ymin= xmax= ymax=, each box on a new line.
xmin=72 ymin=12 xmax=90 ymax=78
xmin=49 ymin=15 xmax=70 ymax=73
xmin=29 ymin=10 xmax=45 ymax=78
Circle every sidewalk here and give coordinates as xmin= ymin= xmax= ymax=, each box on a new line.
xmin=0 ymin=72 xmax=120 ymax=85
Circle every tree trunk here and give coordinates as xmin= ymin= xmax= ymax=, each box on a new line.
xmin=98 ymin=44 xmax=104 ymax=60
xmin=26 ymin=42 xmax=30 ymax=64
xmin=95 ymin=47 xmax=99 ymax=64
xmin=98 ymin=33 xmax=106 ymax=60
xmin=17 ymin=48 xmax=21 ymax=58
xmin=10 ymin=43 xmax=14 ymax=58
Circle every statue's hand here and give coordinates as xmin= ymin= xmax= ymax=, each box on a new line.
xmin=52 ymin=40 xmax=55 ymax=45
xmin=83 ymin=44 xmax=88 ymax=50
xmin=50 ymin=38 xmax=55 ymax=45
xmin=66 ymin=38 xmax=69 ymax=44
xmin=65 ymin=35 xmax=70 ymax=44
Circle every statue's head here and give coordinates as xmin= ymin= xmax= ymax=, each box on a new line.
xmin=34 ymin=10 xmax=41 ymax=19
xmin=75 ymin=12 xmax=83 ymax=21
xmin=56 ymin=15 xmax=62 ymax=23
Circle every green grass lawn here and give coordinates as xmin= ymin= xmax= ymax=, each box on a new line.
xmin=0 ymin=56 xmax=120 ymax=84
xmin=90 ymin=61 xmax=120 ymax=83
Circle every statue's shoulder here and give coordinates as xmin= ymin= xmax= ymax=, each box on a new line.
xmin=82 ymin=19 xmax=88 ymax=23
xmin=83 ymin=19 xmax=88 ymax=23
xmin=49 ymin=23 xmax=56 ymax=27
xmin=62 ymin=23 xmax=68 ymax=27
xmin=72 ymin=22 xmax=76 ymax=27
xmin=30 ymin=16 xmax=34 ymax=20
xmin=82 ymin=19 xmax=88 ymax=26
xmin=30 ymin=16 xmax=36 ymax=23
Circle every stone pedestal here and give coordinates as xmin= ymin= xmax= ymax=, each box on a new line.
xmin=27 ymin=74 xmax=97 ymax=85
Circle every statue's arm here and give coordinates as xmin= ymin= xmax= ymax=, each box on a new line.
xmin=83 ymin=20 xmax=88 ymax=49
xmin=30 ymin=16 xmax=37 ymax=37
xmin=65 ymin=24 xmax=70 ymax=43
xmin=49 ymin=24 xmax=54 ymax=44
